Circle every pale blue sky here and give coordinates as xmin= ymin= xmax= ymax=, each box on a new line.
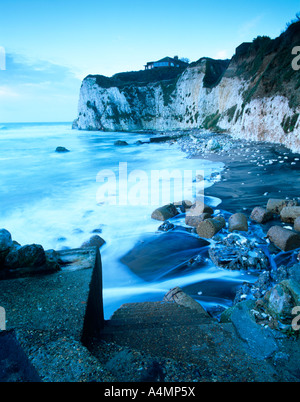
xmin=0 ymin=0 xmax=299 ymax=122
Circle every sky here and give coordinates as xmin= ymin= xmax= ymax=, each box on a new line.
xmin=0 ymin=0 xmax=299 ymax=123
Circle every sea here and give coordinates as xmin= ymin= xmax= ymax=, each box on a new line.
xmin=0 ymin=122 xmax=256 ymax=318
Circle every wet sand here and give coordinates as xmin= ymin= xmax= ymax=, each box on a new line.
xmin=193 ymin=138 xmax=300 ymax=213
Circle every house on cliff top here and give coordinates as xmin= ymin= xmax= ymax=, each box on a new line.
xmin=145 ymin=56 xmax=188 ymax=70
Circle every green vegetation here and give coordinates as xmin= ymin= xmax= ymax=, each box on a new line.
xmin=202 ymin=58 xmax=230 ymax=88
xmin=281 ymin=113 xmax=299 ymax=133
xmin=226 ymin=104 xmax=238 ymax=122
xmin=86 ymin=67 xmax=187 ymax=89
xmin=202 ymin=111 xmax=221 ymax=130
xmin=160 ymin=77 xmax=180 ymax=106
xmin=234 ymin=20 xmax=300 ymax=110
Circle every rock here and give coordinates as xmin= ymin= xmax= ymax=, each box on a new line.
xmin=185 ymin=212 xmax=212 ymax=227
xmin=120 ymin=231 xmax=209 ymax=281
xmin=185 ymin=201 xmax=213 ymax=227
xmin=206 ymin=138 xmax=221 ymax=151
xmin=266 ymin=198 xmax=298 ymax=214
xmin=72 ymin=119 xmax=79 ymax=129
xmin=228 ymin=213 xmax=248 ymax=232
xmin=0 ymin=229 xmax=13 ymax=265
xmin=151 ymin=204 xmax=179 ymax=221
xmin=81 ymin=235 xmax=105 ymax=250
xmin=0 ymin=229 xmax=13 ymax=252
xmin=3 ymin=243 xmax=21 ymax=268
xmin=149 ymin=136 xmax=172 ymax=143
xmin=267 ymin=226 xmax=300 ymax=251
xmin=173 ymin=200 xmax=193 ymax=213
xmin=280 ymin=206 xmax=300 ymax=223
xmin=196 ymin=216 xmax=225 ymax=239
xmin=114 ymin=140 xmax=128 ymax=146
xmin=220 ymin=300 xmax=278 ymax=360
xmin=44 ymin=249 xmax=61 ymax=272
xmin=294 ymin=216 xmax=300 ymax=232
xmin=263 ymin=282 xmax=295 ymax=324
xmin=55 ymin=146 xmax=70 ymax=153
xmin=158 ymin=221 xmax=175 ymax=232
xmin=281 ymin=278 xmax=300 ymax=306
xmin=250 ymin=206 xmax=273 ymax=224
xmin=163 ymin=286 xmax=209 ymax=316
xmin=209 ymin=243 xmax=269 ymax=271
xmin=10 ymin=244 xmax=46 ymax=268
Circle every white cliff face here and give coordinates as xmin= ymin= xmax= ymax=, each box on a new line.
xmin=75 ymin=63 xmax=300 ymax=152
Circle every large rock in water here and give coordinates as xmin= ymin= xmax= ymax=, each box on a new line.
xmin=228 ymin=213 xmax=248 ymax=232
xmin=280 ymin=206 xmax=300 ymax=223
xmin=267 ymin=226 xmax=300 ymax=251
xmin=55 ymin=146 xmax=70 ymax=153
xmin=81 ymin=235 xmax=105 ymax=250
xmin=151 ymin=203 xmax=179 ymax=221
xmin=250 ymin=206 xmax=273 ymax=224
xmin=266 ymin=198 xmax=298 ymax=214
xmin=120 ymin=231 xmax=209 ymax=281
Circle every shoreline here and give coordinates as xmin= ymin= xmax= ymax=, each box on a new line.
xmin=169 ymin=130 xmax=300 ymax=212
xmin=1 ymin=129 xmax=300 ymax=382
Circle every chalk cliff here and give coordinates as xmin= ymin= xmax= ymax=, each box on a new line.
xmin=74 ymin=20 xmax=300 ymax=152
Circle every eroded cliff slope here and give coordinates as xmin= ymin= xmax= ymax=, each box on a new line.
xmin=74 ymin=20 xmax=300 ymax=151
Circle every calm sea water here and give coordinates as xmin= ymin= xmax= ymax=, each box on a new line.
xmin=0 ymin=122 xmax=251 ymax=318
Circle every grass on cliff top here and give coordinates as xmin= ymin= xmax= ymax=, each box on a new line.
xmin=86 ymin=67 xmax=187 ymax=89
xmin=235 ymin=20 xmax=300 ymax=110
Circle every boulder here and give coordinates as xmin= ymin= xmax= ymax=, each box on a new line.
xmin=220 ymin=300 xmax=278 ymax=360
xmin=158 ymin=221 xmax=175 ymax=232
xmin=196 ymin=216 xmax=225 ymax=239
xmin=209 ymin=242 xmax=269 ymax=271
xmin=206 ymin=138 xmax=221 ymax=151
xmin=173 ymin=200 xmax=193 ymax=213
xmin=0 ymin=229 xmax=13 ymax=265
xmin=114 ymin=140 xmax=128 ymax=146
xmin=228 ymin=213 xmax=248 ymax=232
xmin=266 ymin=198 xmax=298 ymax=214
xmin=55 ymin=146 xmax=70 ymax=153
xmin=44 ymin=249 xmax=61 ymax=272
xmin=267 ymin=226 xmax=300 ymax=251
xmin=0 ymin=229 xmax=13 ymax=252
xmin=250 ymin=207 xmax=273 ymax=224
xmin=81 ymin=235 xmax=105 ymax=250
xmin=151 ymin=204 xmax=179 ymax=221
xmin=163 ymin=286 xmax=209 ymax=316
xmin=185 ymin=212 xmax=212 ymax=227
xmin=263 ymin=282 xmax=295 ymax=323
xmin=5 ymin=244 xmax=46 ymax=269
xmin=185 ymin=201 xmax=213 ymax=227
xmin=280 ymin=206 xmax=300 ymax=223
xmin=294 ymin=216 xmax=300 ymax=232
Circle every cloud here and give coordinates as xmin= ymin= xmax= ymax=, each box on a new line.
xmin=0 ymin=85 xmax=19 ymax=98
xmin=0 ymin=52 xmax=81 ymax=122
xmin=214 ymin=49 xmax=229 ymax=60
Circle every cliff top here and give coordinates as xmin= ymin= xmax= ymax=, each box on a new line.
xmin=85 ymin=66 xmax=187 ymax=89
